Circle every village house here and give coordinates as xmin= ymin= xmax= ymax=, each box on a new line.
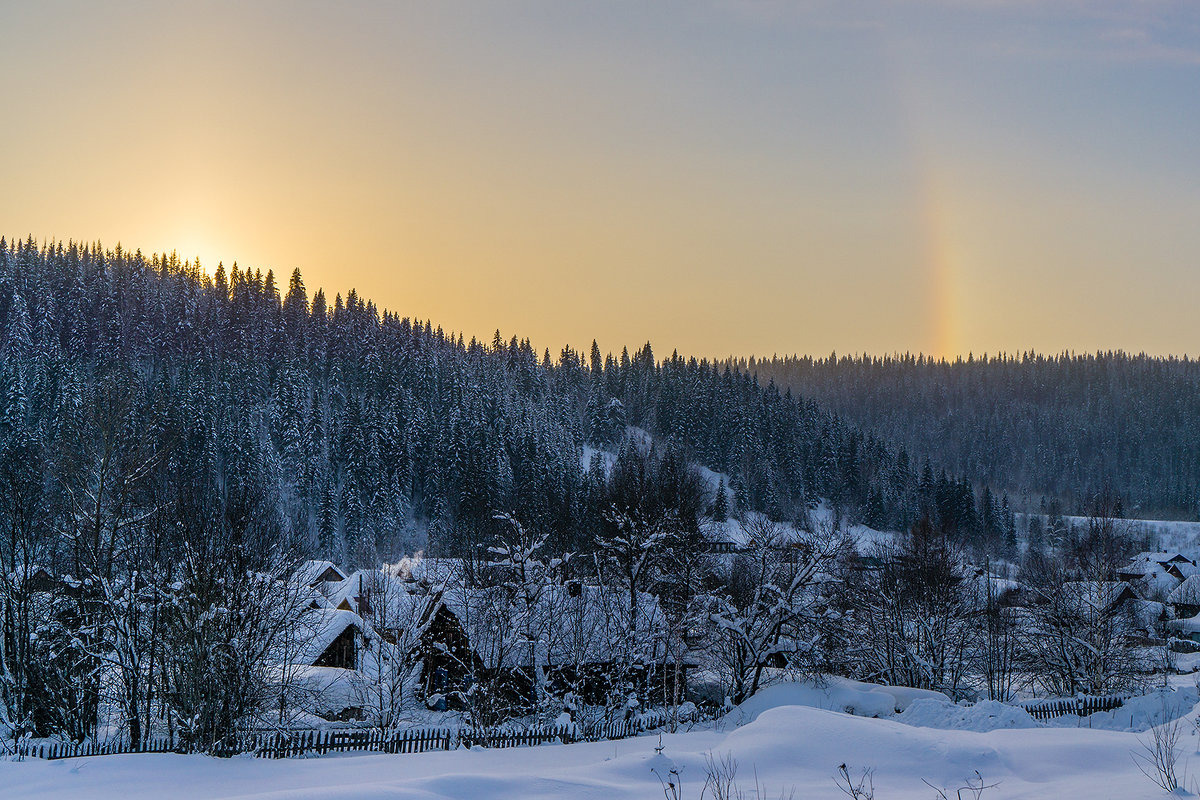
xmin=1168 ymin=574 xmax=1200 ymax=619
xmin=282 ymin=559 xmax=687 ymax=720
xmin=1118 ymin=552 xmax=1198 ymax=598
xmin=1058 ymin=581 xmax=1138 ymax=616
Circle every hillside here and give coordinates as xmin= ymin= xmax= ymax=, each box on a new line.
xmin=0 ymin=237 xmax=945 ymax=570
xmin=738 ymin=352 xmax=1200 ymax=518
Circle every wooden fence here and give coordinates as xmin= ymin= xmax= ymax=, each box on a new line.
xmin=1019 ymin=695 xmax=1127 ymax=721
xmin=9 ymin=708 xmax=690 ymax=761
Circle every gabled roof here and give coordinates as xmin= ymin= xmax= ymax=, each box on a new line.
xmin=1128 ymin=598 xmax=1166 ymax=630
xmin=1133 ymin=552 xmax=1195 ymax=566
xmin=426 ymin=580 xmax=669 ymax=669
xmin=1168 ymin=613 xmax=1200 ymax=634
xmin=1168 ymin=574 xmax=1200 ymax=607
xmin=1119 ymin=562 xmax=1161 ymax=578
xmin=1171 ymin=562 xmax=1200 ymax=579
xmin=1059 ymin=581 xmax=1135 ymax=613
xmin=324 ymin=569 xmax=436 ymax=627
xmin=294 ymin=608 xmax=365 ymax=666
xmin=295 ymin=560 xmax=348 ymax=587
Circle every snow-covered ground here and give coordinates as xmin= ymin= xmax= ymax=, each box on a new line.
xmin=1018 ymin=513 xmax=1200 ymax=562
xmin=7 ymin=681 xmax=1200 ymax=799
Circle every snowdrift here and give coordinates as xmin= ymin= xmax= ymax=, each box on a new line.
xmin=7 ymin=687 xmax=1195 ymax=799
xmin=723 ymin=677 xmax=949 ymax=725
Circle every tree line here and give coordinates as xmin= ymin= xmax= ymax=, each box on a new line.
xmin=736 ymin=351 xmax=1200 ymax=518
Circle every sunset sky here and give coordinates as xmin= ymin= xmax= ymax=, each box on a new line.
xmin=2 ymin=1 xmax=1198 ymax=359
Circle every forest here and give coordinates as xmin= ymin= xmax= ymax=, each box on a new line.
xmin=0 ymin=237 xmax=1155 ymax=750
xmin=0 ymin=236 xmax=992 ymax=567
xmin=737 ymin=352 xmax=1200 ymax=519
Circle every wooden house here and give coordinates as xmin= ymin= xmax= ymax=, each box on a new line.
xmin=298 ymin=609 xmax=368 ymax=671
xmin=1168 ymin=574 xmax=1200 ymax=619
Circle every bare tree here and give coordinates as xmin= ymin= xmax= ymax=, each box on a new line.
xmin=848 ymin=516 xmax=973 ymax=697
xmin=161 ymin=547 xmax=311 ymax=752
xmin=976 ymin=560 xmax=1019 ymax=701
xmin=703 ymin=515 xmax=851 ymax=705
xmin=1132 ymin=705 xmax=1185 ymax=793
xmin=355 ymin=567 xmax=432 ymax=731
xmin=59 ymin=380 xmax=167 ymax=747
xmin=1019 ymin=552 xmax=1146 ymax=696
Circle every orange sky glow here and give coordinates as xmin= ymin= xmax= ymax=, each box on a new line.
xmin=2 ymin=1 xmax=1198 ymax=360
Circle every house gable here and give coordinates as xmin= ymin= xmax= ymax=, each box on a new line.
xmin=314 ymin=625 xmax=359 ymax=670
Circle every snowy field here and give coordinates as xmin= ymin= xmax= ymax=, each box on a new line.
xmin=1018 ymin=513 xmax=1200 ymax=561
xmin=7 ymin=682 xmax=1200 ymax=800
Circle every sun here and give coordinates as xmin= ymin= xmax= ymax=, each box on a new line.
xmin=161 ymin=231 xmax=229 ymax=277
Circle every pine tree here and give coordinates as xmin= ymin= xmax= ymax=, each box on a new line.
xmin=711 ymin=478 xmax=729 ymax=522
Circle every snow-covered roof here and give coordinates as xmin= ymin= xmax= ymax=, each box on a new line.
xmin=295 ymin=560 xmax=348 ymax=587
xmin=325 ymin=570 xmax=371 ymax=614
xmin=1134 ymin=552 xmax=1194 ymax=565
xmin=1128 ymin=599 xmax=1166 ymax=630
xmin=1127 ymin=562 xmax=1184 ymax=596
xmin=294 ymin=608 xmax=365 ymax=666
xmin=1059 ymin=581 xmax=1134 ymax=613
xmin=1168 ymin=574 xmax=1200 ymax=607
xmin=427 ymin=581 xmax=668 ymax=669
xmin=1168 ymin=613 xmax=1200 ymax=634
xmin=1173 ymin=562 xmax=1200 ymax=579
xmin=964 ymin=569 xmax=1020 ymax=597
xmin=385 ymin=556 xmax=464 ymax=588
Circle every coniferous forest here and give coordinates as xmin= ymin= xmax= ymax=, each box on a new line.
xmin=738 ymin=353 xmax=1200 ymax=518
xmin=0 ymin=237 xmax=943 ymax=574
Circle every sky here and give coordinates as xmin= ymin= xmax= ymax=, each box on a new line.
xmin=1 ymin=0 xmax=1198 ymax=360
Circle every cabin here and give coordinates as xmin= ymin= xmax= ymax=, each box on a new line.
xmin=1126 ymin=599 xmax=1168 ymax=646
xmin=414 ymin=592 xmax=478 ymax=707
xmin=282 ymin=559 xmax=693 ymax=719
xmin=1132 ymin=552 xmax=1195 ymax=569
xmin=297 ymin=609 xmax=368 ymax=671
xmin=22 ymin=565 xmax=61 ymax=594
xmin=703 ymin=539 xmax=741 ymax=554
xmin=1120 ymin=553 xmax=1198 ymax=584
xmin=296 ymin=560 xmax=349 ymax=588
xmin=1058 ymin=581 xmax=1138 ymax=616
xmin=965 ymin=567 xmax=1022 ymax=607
xmin=416 ymin=580 xmax=682 ymax=711
xmin=1168 ymin=574 xmax=1200 ymax=619
xmin=1168 ymin=612 xmax=1200 ymax=646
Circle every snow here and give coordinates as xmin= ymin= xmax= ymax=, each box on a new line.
xmin=1169 ymin=575 xmax=1200 ymax=607
xmin=580 ymin=444 xmax=615 ymax=476
xmin=721 ymin=677 xmax=948 ymax=726
xmin=1051 ymin=686 xmax=1199 ymax=733
xmin=293 ymin=609 xmax=365 ymax=666
xmin=5 ymin=692 xmax=1196 ymax=799
xmin=286 ymin=666 xmax=373 ymax=718
xmin=1019 ymin=513 xmax=1200 ymax=563
xmin=704 ymin=506 xmax=894 ymax=551
xmin=1171 ymin=613 xmax=1200 ymax=634
xmin=896 ymin=698 xmax=1040 ymax=732
xmin=294 ymin=560 xmax=347 ymax=588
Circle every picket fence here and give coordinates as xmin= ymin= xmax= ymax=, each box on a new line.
xmin=1018 ymin=694 xmax=1127 ymax=721
xmin=9 ymin=708 xmax=688 ymax=761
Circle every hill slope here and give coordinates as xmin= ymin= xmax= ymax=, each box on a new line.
xmin=0 ymin=237 xmax=948 ymax=567
xmin=739 ymin=352 xmax=1200 ymax=518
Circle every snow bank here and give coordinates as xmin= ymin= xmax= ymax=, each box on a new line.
xmin=0 ymin=701 xmax=1183 ymax=800
xmin=724 ymin=677 xmax=948 ymax=726
xmin=896 ymin=698 xmax=1040 ymax=732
